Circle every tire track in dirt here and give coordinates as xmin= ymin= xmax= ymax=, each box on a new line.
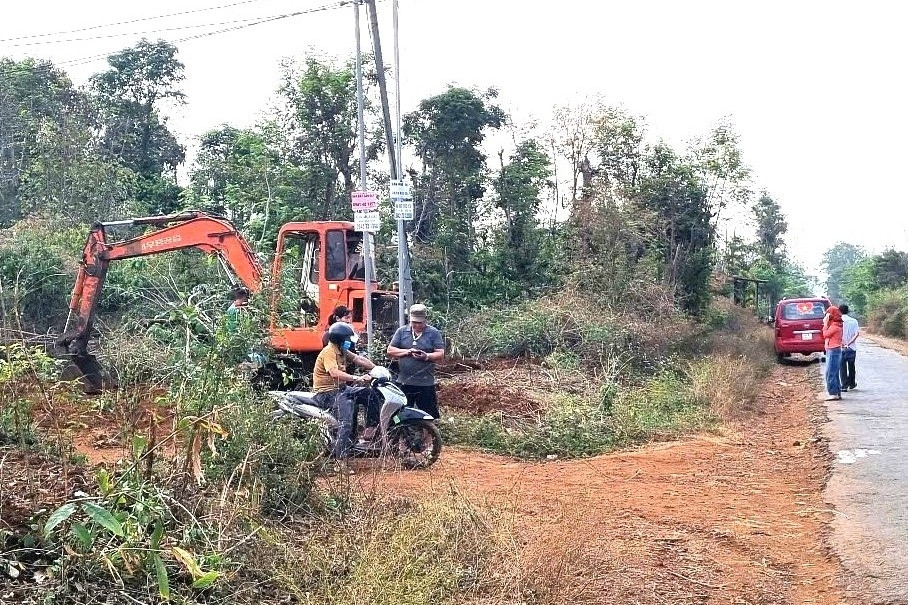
xmin=355 ymin=362 xmax=857 ymax=604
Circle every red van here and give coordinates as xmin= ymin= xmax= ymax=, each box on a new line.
xmin=773 ymin=297 xmax=831 ymax=361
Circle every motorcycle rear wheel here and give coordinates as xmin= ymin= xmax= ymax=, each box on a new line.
xmin=386 ymin=420 xmax=442 ymax=469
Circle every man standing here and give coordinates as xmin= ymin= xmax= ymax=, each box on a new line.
xmin=839 ymin=304 xmax=860 ymax=391
xmin=313 ymin=322 xmax=374 ymax=459
xmin=386 ymin=304 xmax=445 ymax=419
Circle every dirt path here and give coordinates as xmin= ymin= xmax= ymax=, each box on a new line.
xmin=359 ymin=363 xmax=855 ymax=604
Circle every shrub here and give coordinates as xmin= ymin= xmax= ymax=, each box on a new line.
xmin=868 ymin=287 xmax=908 ymax=338
xmin=611 ymin=369 xmax=714 ymax=442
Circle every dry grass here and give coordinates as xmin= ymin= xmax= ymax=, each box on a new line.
xmin=688 ymin=354 xmax=760 ymax=421
xmin=246 ymin=483 xmax=603 ymax=605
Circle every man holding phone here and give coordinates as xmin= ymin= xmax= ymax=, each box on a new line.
xmin=386 ymin=303 xmax=445 ymax=419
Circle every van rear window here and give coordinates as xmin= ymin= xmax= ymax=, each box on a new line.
xmin=782 ymin=302 xmax=826 ymax=320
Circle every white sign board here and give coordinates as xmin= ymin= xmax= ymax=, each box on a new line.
xmin=394 ymin=200 xmax=415 ymax=220
xmin=389 ymin=179 xmax=412 ymax=202
xmin=354 ymin=210 xmax=381 ymax=232
xmin=351 ymin=190 xmax=379 ymax=211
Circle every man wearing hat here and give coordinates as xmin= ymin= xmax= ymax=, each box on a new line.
xmin=387 ymin=303 xmax=445 ymax=419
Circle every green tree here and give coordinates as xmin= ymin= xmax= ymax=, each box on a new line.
xmin=593 ymin=105 xmax=644 ymax=191
xmin=278 ymin=56 xmax=374 ymax=221
xmin=188 ymin=124 xmax=304 ymax=249
xmin=690 ymin=121 xmax=751 ymax=230
xmin=634 ymin=144 xmax=715 ymax=314
xmin=871 ymin=249 xmax=908 ymax=290
xmin=403 ymin=86 xmax=505 ymax=298
xmin=91 ymin=39 xmax=186 ymax=214
xmin=751 ymin=192 xmax=787 ymax=268
xmin=1 ymin=59 xmax=84 ymax=223
xmin=841 ymin=257 xmax=875 ymax=315
xmin=821 ymin=242 xmax=866 ymax=302
xmin=488 ymin=139 xmax=553 ymax=294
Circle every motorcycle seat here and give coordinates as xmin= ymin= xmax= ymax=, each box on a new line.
xmin=285 ymin=391 xmax=321 ymax=408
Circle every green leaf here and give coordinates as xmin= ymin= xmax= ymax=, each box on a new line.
xmin=192 ymin=570 xmax=219 ymax=589
xmin=82 ymin=502 xmax=123 ymax=537
xmin=71 ymin=523 xmax=93 ymax=550
xmin=152 ymin=553 xmax=170 ymax=599
xmin=150 ymin=520 xmax=164 ymax=550
xmin=44 ymin=502 xmax=77 ymax=536
xmin=96 ymin=468 xmax=111 ymax=495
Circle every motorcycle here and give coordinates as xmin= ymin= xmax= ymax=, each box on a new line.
xmin=269 ymin=366 xmax=442 ymax=469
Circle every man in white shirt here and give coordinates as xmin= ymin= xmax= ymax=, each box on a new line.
xmin=839 ymin=304 xmax=860 ymax=391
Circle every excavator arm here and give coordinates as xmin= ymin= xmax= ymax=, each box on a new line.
xmin=59 ymin=211 xmax=263 ymax=390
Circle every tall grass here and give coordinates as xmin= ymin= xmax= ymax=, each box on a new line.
xmin=441 ymin=296 xmax=775 ymax=459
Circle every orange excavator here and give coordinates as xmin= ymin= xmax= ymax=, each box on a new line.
xmin=59 ymin=211 xmax=399 ymax=392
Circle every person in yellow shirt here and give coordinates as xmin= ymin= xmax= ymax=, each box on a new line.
xmin=313 ymin=322 xmax=374 ymax=458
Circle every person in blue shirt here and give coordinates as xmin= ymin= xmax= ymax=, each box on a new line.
xmin=386 ymin=304 xmax=445 ymax=419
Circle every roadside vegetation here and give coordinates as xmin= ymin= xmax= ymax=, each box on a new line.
xmin=822 ymin=243 xmax=908 ymax=339
xmin=3 ymin=36 xmax=813 ymax=604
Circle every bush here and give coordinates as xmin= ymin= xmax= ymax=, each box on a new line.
xmin=611 ymin=369 xmax=713 ymax=442
xmin=446 ymin=289 xmax=699 ymax=377
xmin=0 ymin=219 xmax=86 ymax=330
xmin=867 ymin=287 xmax=908 ymax=338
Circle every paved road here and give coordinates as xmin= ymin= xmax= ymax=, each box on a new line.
xmin=821 ymin=338 xmax=908 ymax=604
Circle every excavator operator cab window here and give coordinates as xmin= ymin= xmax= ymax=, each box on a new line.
xmin=326 ymin=230 xmax=347 ymax=281
xmin=277 ymin=231 xmax=320 ymax=328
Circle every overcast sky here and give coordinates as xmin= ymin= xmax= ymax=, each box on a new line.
xmin=2 ymin=0 xmax=905 ymax=279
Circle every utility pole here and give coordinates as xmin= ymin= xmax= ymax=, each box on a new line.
xmin=366 ymin=0 xmax=412 ymax=326
xmin=353 ymin=0 xmax=375 ymax=353
xmin=392 ymin=0 xmax=413 ymax=325
xmin=365 ymin=0 xmax=396 ymax=180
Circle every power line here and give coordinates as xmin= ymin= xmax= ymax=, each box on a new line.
xmin=0 ymin=0 xmax=271 ymax=44
xmin=4 ymin=15 xmax=289 ymax=49
xmin=0 ymin=1 xmax=352 ymax=75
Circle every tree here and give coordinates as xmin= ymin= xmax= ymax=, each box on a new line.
xmin=690 ymin=120 xmax=751 ymax=230
xmin=821 ymin=242 xmax=866 ymax=302
xmin=277 ymin=56 xmax=372 ymax=221
xmin=1 ymin=58 xmax=84 ymax=223
xmin=188 ymin=124 xmax=305 ymax=249
xmin=841 ymin=257 xmax=875 ymax=315
xmin=91 ymin=39 xmax=186 ymax=214
xmin=0 ymin=58 xmax=135 ymax=225
xmin=404 ymin=86 xmax=505 ymax=273
xmin=752 ymin=192 xmax=788 ymax=269
xmin=871 ymin=249 xmax=908 ymax=290
xmin=593 ymin=105 xmax=644 ymax=191
xmin=634 ymin=144 xmax=715 ymax=314
xmin=488 ymin=138 xmax=553 ymax=293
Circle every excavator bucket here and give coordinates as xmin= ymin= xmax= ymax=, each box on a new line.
xmin=67 ymin=353 xmax=106 ymax=395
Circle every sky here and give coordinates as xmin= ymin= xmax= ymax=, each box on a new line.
xmin=2 ymin=0 xmax=906 ymax=280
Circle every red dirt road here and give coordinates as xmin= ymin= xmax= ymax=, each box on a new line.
xmin=364 ymin=363 xmax=856 ymax=604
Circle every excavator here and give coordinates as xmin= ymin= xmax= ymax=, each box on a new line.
xmin=58 ymin=211 xmax=399 ymax=392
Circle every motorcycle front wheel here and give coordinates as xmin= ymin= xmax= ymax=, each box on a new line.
xmin=386 ymin=420 xmax=442 ymax=469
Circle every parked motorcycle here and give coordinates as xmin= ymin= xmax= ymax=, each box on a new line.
xmin=269 ymin=366 xmax=442 ymax=469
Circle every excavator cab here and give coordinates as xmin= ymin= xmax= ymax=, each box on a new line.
xmin=269 ymin=221 xmax=394 ymax=354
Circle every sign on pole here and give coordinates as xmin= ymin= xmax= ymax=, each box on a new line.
xmin=394 ymin=201 xmax=414 ymax=220
xmin=354 ymin=210 xmax=381 ymax=232
xmin=351 ymin=190 xmax=379 ymax=212
xmin=389 ymin=179 xmax=413 ymax=220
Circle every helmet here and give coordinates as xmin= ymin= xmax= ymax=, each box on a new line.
xmin=327 ymin=321 xmax=358 ymax=348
